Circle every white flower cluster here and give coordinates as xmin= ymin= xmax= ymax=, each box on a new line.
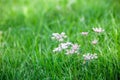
xmin=66 ymin=44 xmax=79 ymax=54
xmin=52 ymin=32 xmax=80 ymax=54
xmin=51 ymin=29 xmax=104 ymax=62
xmin=81 ymin=27 xmax=104 ymax=45
xmin=92 ymin=27 xmax=104 ymax=33
xmin=51 ymin=32 xmax=67 ymax=42
xmin=83 ymin=53 xmax=98 ymax=61
xmin=53 ymin=42 xmax=72 ymax=52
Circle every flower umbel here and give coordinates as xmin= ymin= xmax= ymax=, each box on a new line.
xmin=81 ymin=32 xmax=88 ymax=36
xmin=53 ymin=47 xmax=62 ymax=52
xmin=83 ymin=53 xmax=98 ymax=61
xmin=53 ymin=42 xmax=72 ymax=52
xmin=92 ymin=39 xmax=98 ymax=45
xmin=92 ymin=27 xmax=104 ymax=33
xmin=66 ymin=44 xmax=79 ymax=55
xmin=51 ymin=32 xmax=67 ymax=42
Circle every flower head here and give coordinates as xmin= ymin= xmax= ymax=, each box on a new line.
xmin=53 ymin=42 xmax=72 ymax=53
xmin=83 ymin=53 xmax=98 ymax=61
xmin=59 ymin=42 xmax=72 ymax=49
xmin=81 ymin=32 xmax=88 ymax=36
xmin=92 ymin=39 xmax=98 ymax=45
xmin=66 ymin=44 xmax=80 ymax=55
xmin=53 ymin=47 xmax=62 ymax=52
xmin=51 ymin=32 xmax=67 ymax=42
xmin=92 ymin=27 xmax=104 ymax=33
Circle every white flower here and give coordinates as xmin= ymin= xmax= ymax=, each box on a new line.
xmin=83 ymin=53 xmax=98 ymax=61
xmin=66 ymin=49 xmax=75 ymax=54
xmin=53 ymin=47 xmax=62 ymax=52
xmin=81 ymin=32 xmax=88 ymax=36
xmin=72 ymin=44 xmax=79 ymax=51
xmin=92 ymin=27 xmax=104 ymax=33
xmin=59 ymin=42 xmax=72 ymax=49
xmin=53 ymin=42 xmax=72 ymax=53
xmin=92 ymin=39 xmax=98 ymax=45
xmin=51 ymin=32 xmax=67 ymax=42
xmin=66 ymin=44 xmax=79 ymax=54
xmin=51 ymin=32 xmax=80 ymax=54
xmin=61 ymin=32 xmax=67 ymax=38
xmin=53 ymin=42 xmax=80 ymax=54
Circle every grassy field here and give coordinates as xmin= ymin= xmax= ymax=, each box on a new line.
xmin=0 ymin=0 xmax=120 ymax=80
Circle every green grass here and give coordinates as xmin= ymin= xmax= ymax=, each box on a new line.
xmin=0 ymin=0 xmax=120 ymax=80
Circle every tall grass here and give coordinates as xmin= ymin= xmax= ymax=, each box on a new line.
xmin=0 ymin=0 xmax=120 ymax=80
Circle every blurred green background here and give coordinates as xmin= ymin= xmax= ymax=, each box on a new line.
xmin=0 ymin=0 xmax=120 ymax=30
